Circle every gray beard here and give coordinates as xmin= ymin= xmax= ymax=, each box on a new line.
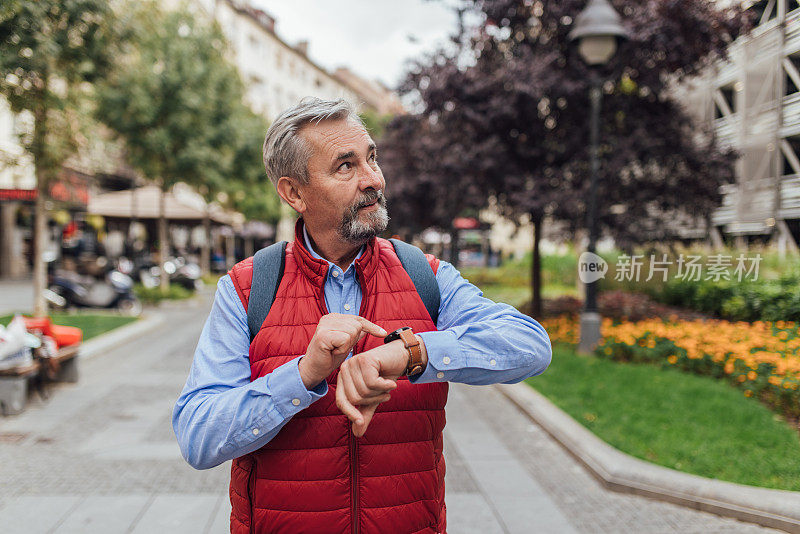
xmin=338 ymin=192 xmax=389 ymax=244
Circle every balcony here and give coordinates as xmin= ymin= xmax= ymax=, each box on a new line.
xmin=714 ymin=179 xmax=778 ymax=232
xmin=787 ymin=9 xmax=800 ymax=53
xmin=780 ymin=174 xmax=800 ymax=218
xmin=715 ymin=59 xmax=738 ymax=86
xmin=714 ymin=115 xmax=738 ymax=149
xmin=712 ymin=183 xmax=738 ymax=226
xmin=782 ymin=94 xmax=800 ymax=136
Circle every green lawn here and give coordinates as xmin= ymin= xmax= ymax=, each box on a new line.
xmin=461 ymin=254 xmax=580 ymax=308
xmin=528 ymin=343 xmax=800 ymax=491
xmin=1 ymin=313 xmax=137 ymax=340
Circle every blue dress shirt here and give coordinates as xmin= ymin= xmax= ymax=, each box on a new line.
xmin=173 ymin=228 xmax=552 ymax=470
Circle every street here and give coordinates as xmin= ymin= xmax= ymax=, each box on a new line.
xmin=0 ymin=278 xmax=33 ymax=316
xmin=0 ymin=291 xmax=777 ymax=533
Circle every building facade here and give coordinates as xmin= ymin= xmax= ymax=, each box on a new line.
xmin=191 ymin=0 xmax=403 ymax=241
xmin=193 ymin=0 xmax=381 ymax=120
xmin=0 ymin=0 xmax=404 ymax=278
xmin=677 ymin=0 xmax=800 ymax=253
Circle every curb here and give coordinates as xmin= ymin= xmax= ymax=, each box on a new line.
xmin=496 ymin=382 xmax=800 ymax=534
xmin=79 ymin=311 xmax=165 ymax=360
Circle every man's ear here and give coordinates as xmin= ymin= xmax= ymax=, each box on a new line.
xmin=276 ymin=176 xmax=306 ymax=214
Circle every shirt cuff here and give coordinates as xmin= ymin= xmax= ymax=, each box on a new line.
xmin=410 ymin=330 xmax=461 ymax=384
xmin=266 ymin=356 xmax=328 ymax=418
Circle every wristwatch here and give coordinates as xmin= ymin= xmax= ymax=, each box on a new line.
xmin=383 ymin=327 xmax=425 ymax=377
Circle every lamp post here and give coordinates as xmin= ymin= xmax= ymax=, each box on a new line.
xmin=568 ymin=0 xmax=629 ymax=354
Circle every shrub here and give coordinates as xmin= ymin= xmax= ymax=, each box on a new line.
xmin=656 ymin=267 xmax=800 ymax=322
xmin=541 ymin=314 xmax=800 ymax=419
xmin=134 ymin=283 xmax=193 ymax=305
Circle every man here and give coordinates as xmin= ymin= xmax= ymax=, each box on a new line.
xmin=173 ymin=97 xmax=552 ymax=534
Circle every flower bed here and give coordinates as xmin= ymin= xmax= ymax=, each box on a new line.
xmin=540 ymin=314 xmax=800 ymax=419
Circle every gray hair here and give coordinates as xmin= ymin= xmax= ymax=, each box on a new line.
xmin=262 ymin=97 xmax=364 ymax=187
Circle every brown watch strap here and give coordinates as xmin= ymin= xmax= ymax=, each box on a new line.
xmin=398 ymin=328 xmax=424 ymax=376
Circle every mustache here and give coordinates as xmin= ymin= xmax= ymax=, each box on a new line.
xmin=353 ymin=190 xmax=386 ymax=210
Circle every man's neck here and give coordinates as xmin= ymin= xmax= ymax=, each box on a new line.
xmin=303 ymin=222 xmax=364 ymax=271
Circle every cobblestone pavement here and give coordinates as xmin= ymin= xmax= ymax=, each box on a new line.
xmin=0 ymin=291 xmax=779 ymax=533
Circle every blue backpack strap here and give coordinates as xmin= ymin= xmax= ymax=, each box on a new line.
xmin=247 ymin=241 xmax=287 ymax=342
xmin=389 ymin=238 xmax=440 ymax=326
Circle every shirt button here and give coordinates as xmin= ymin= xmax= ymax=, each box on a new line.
xmin=442 ymin=356 xmax=451 ymax=365
xmin=291 ymin=398 xmax=301 ymax=406
xmin=332 ymin=270 xmax=339 ymax=278
xmin=490 ymin=359 xmax=497 ymax=366
xmin=252 ymin=428 xmax=259 ymax=436
xmin=344 ymin=304 xmax=351 ymax=311
xmin=436 ymin=372 xmax=444 ymax=379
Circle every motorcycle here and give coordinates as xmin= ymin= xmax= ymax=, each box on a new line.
xmin=45 ymin=255 xmax=142 ymax=316
xmin=164 ymin=256 xmax=204 ymax=291
xmin=121 ymin=255 xmax=203 ymax=291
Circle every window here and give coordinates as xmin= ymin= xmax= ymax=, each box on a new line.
xmin=714 ymin=83 xmax=736 ymax=119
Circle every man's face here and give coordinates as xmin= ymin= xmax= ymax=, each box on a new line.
xmin=299 ymin=118 xmax=388 ymax=244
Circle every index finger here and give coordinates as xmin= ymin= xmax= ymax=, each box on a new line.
xmin=335 ymin=376 xmax=364 ymax=426
xmin=354 ymin=316 xmax=387 ymax=338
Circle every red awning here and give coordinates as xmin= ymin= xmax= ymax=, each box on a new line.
xmin=0 ymin=189 xmax=37 ymax=202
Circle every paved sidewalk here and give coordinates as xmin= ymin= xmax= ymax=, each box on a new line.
xmin=0 ymin=292 xmax=779 ymax=533
xmin=0 ymin=277 xmax=33 ymax=315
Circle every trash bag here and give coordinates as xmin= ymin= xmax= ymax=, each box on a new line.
xmin=0 ymin=316 xmax=37 ymax=370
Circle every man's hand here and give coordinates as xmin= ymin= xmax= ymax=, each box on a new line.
xmin=336 ymin=337 xmax=427 ymax=437
xmin=298 ymin=314 xmax=387 ymax=390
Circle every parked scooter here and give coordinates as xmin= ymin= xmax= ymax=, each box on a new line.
xmin=121 ymin=254 xmax=203 ymax=291
xmin=45 ymin=254 xmax=142 ymax=316
xmin=164 ymin=256 xmax=204 ymax=291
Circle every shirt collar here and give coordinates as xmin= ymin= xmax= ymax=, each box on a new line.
xmin=302 ymin=224 xmax=364 ymax=274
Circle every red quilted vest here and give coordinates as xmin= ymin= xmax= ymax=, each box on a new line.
xmin=227 ymin=220 xmax=449 ymax=534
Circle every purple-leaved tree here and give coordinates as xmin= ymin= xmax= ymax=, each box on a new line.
xmin=381 ymin=0 xmax=753 ymax=316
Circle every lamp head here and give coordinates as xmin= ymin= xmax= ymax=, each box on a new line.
xmin=568 ymin=0 xmax=629 ymax=66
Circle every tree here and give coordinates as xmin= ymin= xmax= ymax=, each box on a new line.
xmin=0 ymin=0 xmax=121 ymax=315
xmin=359 ymin=109 xmax=395 ymax=140
xmin=192 ymin=109 xmax=279 ymax=274
xmin=96 ymin=1 xmax=248 ymax=289
xmin=226 ymin=110 xmax=281 ymax=225
xmin=382 ymin=0 xmax=752 ymax=315
xmin=380 ymin=110 xmax=493 ymax=266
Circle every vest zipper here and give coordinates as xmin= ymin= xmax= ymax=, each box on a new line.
xmin=350 ymin=430 xmax=359 ymax=534
xmin=352 ymin=268 xmax=364 ymax=534
xmin=318 ymin=271 xmax=330 ymax=315
xmin=248 ymin=460 xmax=257 ymax=534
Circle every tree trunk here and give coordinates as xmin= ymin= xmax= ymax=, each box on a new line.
xmin=201 ymin=208 xmax=211 ymax=275
xmin=32 ymin=175 xmax=48 ymax=317
xmin=531 ymin=213 xmax=543 ymax=318
xmin=448 ymin=228 xmax=459 ymax=268
xmin=225 ymin=233 xmax=235 ymax=270
xmin=0 ymin=201 xmax=17 ymax=278
xmin=32 ymin=102 xmax=49 ymax=317
xmin=158 ymin=186 xmax=170 ymax=292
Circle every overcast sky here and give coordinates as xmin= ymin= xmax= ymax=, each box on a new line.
xmin=251 ymin=0 xmax=461 ymax=88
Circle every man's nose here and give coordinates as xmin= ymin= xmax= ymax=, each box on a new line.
xmin=358 ymin=163 xmax=383 ymax=191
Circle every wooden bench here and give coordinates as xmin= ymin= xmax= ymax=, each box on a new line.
xmin=0 ymin=344 xmax=80 ymax=416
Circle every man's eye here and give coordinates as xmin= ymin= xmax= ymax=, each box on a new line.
xmin=369 ymin=153 xmax=377 ymax=162
xmin=338 ymin=161 xmax=352 ymax=172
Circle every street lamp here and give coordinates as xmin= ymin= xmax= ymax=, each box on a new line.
xmin=568 ymin=0 xmax=629 ymax=354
